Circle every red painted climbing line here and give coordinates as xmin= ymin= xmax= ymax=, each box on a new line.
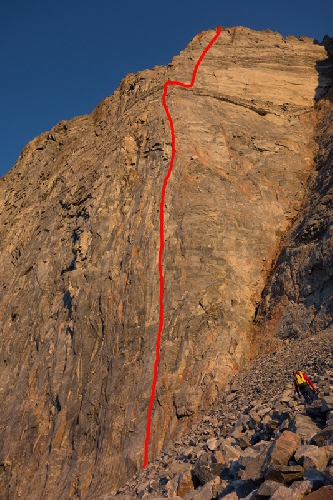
xmin=142 ymin=26 xmax=221 ymax=468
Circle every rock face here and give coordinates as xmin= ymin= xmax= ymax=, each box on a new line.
xmin=254 ymin=38 xmax=333 ymax=342
xmin=0 ymin=27 xmax=332 ymax=498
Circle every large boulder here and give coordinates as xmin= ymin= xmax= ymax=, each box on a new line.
xmin=219 ymin=492 xmax=238 ymax=500
xmin=289 ymin=414 xmax=321 ymax=442
xmin=232 ymin=479 xmax=255 ymax=498
xmin=306 ymin=401 xmax=325 ymax=419
xmin=177 ymin=468 xmax=200 ymax=497
xmin=303 ymin=447 xmax=329 ymax=471
xmin=219 ymin=442 xmax=242 ymax=464
xmin=295 ymin=444 xmax=318 ymax=464
xmin=241 ymin=443 xmax=272 ymax=483
xmin=182 ymin=477 xmax=223 ymax=500
xmin=255 ymin=479 xmax=282 ymax=498
xmin=295 ymin=444 xmax=329 ymax=471
xmin=323 ymin=444 xmax=333 ymax=460
xmin=269 ymin=430 xmax=301 ymax=466
xmin=264 ymin=465 xmax=304 ymax=484
xmin=194 ymin=452 xmax=227 ymax=484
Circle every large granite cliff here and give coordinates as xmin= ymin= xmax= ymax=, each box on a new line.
xmin=0 ymin=27 xmax=332 ymax=499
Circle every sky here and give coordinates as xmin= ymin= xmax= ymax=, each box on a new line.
xmin=1 ymin=0 xmax=332 ymax=179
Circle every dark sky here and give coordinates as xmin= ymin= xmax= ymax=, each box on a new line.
xmin=1 ymin=0 xmax=332 ymax=178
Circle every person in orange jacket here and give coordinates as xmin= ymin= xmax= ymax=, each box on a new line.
xmin=293 ymin=370 xmax=318 ymax=404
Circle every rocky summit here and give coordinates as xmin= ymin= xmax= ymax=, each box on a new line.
xmin=0 ymin=26 xmax=333 ymax=499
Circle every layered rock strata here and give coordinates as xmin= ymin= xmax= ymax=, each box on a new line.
xmin=0 ymin=27 xmax=332 ymax=498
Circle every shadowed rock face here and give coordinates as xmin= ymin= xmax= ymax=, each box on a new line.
xmin=255 ymin=61 xmax=333 ymax=342
xmin=0 ymin=27 xmax=332 ymax=498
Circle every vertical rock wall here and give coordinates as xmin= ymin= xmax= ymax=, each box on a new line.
xmin=0 ymin=27 xmax=331 ymax=498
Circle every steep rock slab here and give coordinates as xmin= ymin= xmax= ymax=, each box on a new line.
xmin=0 ymin=27 xmax=330 ymax=498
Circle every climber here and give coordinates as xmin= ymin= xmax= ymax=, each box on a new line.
xmin=293 ymin=370 xmax=317 ymax=405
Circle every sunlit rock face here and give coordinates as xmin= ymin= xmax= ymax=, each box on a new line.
xmin=0 ymin=27 xmax=331 ymax=498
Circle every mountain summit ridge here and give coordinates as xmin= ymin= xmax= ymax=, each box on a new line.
xmin=0 ymin=27 xmax=332 ymax=498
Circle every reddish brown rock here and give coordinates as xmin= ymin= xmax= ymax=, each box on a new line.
xmin=302 ymin=485 xmax=333 ymax=499
xmin=269 ymin=431 xmax=301 ymax=466
xmin=177 ymin=469 xmax=199 ymax=497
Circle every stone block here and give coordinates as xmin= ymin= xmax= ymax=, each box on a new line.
xmin=269 ymin=430 xmax=301 ymax=466
xmin=241 ymin=448 xmax=270 ymax=483
xmin=206 ymin=438 xmax=217 ymax=451
xmin=270 ymin=484 xmax=302 ymax=499
xmin=321 ymin=397 xmax=333 ymax=412
xmin=232 ymin=479 xmax=254 ymax=498
xmin=220 ymin=443 xmax=242 ymax=464
xmin=194 ymin=453 xmax=227 ymax=484
xmin=303 ymin=447 xmax=329 ymax=471
xmin=255 ymin=479 xmax=282 ymax=498
xmin=290 ymin=479 xmax=313 ymax=496
xmin=264 ymin=465 xmax=304 ymax=484
xmin=289 ymin=414 xmax=321 ymax=442
xmin=184 ymin=477 xmax=221 ymax=500
xmin=177 ymin=468 xmax=200 ymax=497
xmin=301 ymin=485 xmax=333 ymax=499
xmin=312 ymin=425 xmax=333 ymax=446
xmin=219 ymin=492 xmax=238 ymax=500
xmin=295 ymin=444 xmax=318 ymax=464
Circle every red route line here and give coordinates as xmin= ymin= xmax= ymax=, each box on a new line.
xmin=143 ymin=26 xmax=221 ymax=469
